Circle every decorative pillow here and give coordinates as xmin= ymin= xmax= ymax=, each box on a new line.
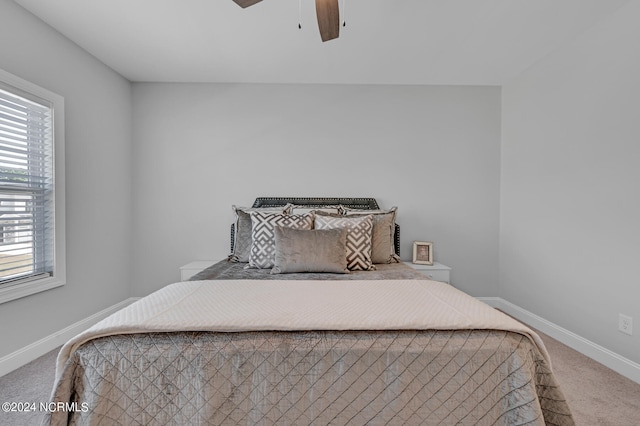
xmin=314 ymin=214 xmax=375 ymax=271
xmin=290 ymin=204 xmax=342 ymax=215
xmin=338 ymin=207 xmax=399 ymax=264
xmin=248 ymin=212 xmax=315 ymax=269
xmin=271 ymin=227 xmax=348 ymax=274
xmin=230 ymin=204 xmax=292 ymax=262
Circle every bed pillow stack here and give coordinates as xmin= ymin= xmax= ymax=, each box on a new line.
xmin=231 ymin=203 xmax=399 ymax=274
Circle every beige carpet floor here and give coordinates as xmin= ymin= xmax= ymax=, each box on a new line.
xmin=534 ymin=329 xmax=640 ymax=425
xmin=1 ymin=328 xmax=639 ymax=425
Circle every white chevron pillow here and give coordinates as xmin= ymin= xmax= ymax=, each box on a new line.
xmin=314 ymin=214 xmax=375 ymax=271
xmin=248 ymin=212 xmax=315 ymax=269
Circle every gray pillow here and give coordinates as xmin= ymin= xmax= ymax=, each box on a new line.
xmin=230 ymin=204 xmax=292 ymax=262
xmin=314 ymin=214 xmax=375 ymax=271
xmin=317 ymin=207 xmax=399 ymax=264
xmin=289 ymin=204 xmax=342 ymax=215
xmin=271 ymin=227 xmax=349 ymax=274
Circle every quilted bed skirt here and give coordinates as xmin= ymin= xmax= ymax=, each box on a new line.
xmin=49 ymin=329 xmax=574 ymax=425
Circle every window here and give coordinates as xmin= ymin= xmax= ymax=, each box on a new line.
xmin=0 ymin=69 xmax=65 ymax=304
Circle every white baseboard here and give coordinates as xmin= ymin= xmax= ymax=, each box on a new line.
xmin=478 ymin=297 xmax=640 ymax=385
xmin=0 ymin=297 xmax=139 ymax=378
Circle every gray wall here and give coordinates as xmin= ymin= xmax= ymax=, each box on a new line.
xmin=131 ymin=83 xmax=501 ymax=297
xmin=500 ymin=1 xmax=640 ymax=363
xmin=0 ymin=1 xmax=133 ymax=358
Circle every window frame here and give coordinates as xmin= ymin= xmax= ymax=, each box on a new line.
xmin=0 ymin=69 xmax=66 ymax=304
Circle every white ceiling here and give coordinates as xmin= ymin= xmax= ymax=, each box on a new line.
xmin=14 ymin=0 xmax=629 ymax=85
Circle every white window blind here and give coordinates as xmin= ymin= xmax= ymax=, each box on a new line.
xmin=0 ymin=82 xmax=55 ymax=286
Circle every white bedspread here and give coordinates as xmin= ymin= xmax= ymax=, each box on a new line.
xmin=56 ymin=279 xmax=548 ymax=379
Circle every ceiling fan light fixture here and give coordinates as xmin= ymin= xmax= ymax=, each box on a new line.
xmin=232 ymin=0 xmax=343 ymax=42
xmin=315 ymin=0 xmax=340 ymax=42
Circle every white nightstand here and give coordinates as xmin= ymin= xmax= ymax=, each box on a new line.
xmin=180 ymin=260 xmax=216 ymax=281
xmin=404 ymin=261 xmax=452 ymax=284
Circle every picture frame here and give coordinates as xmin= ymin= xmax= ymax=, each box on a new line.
xmin=412 ymin=241 xmax=433 ymax=265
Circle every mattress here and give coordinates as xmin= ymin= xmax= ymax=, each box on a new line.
xmin=48 ymin=277 xmax=574 ymax=425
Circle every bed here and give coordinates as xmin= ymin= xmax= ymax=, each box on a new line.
xmin=47 ymin=197 xmax=574 ymax=425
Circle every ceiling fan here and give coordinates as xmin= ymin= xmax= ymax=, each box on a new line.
xmin=233 ymin=0 xmax=341 ymax=42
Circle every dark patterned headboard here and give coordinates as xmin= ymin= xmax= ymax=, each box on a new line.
xmin=252 ymin=197 xmax=380 ymax=210
xmin=231 ymin=197 xmax=400 ymax=257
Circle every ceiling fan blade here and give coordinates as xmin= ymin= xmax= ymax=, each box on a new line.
xmin=315 ymin=0 xmax=340 ymax=42
xmin=232 ymin=0 xmax=263 ymax=8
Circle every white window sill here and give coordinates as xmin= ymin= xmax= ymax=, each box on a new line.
xmin=0 ymin=276 xmax=65 ymax=305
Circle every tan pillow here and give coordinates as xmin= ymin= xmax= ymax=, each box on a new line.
xmin=271 ymin=227 xmax=349 ymax=274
